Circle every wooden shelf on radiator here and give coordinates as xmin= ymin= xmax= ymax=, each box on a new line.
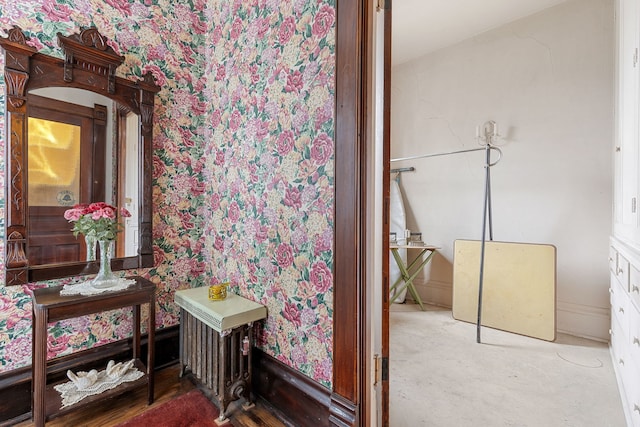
xmin=174 ymin=288 xmax=267 ymax=332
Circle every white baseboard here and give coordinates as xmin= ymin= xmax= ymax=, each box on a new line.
xmin=556 ymin=300 xmax=610 ymax=342
xmin=411 ymin=280 xmax=452 ymax=308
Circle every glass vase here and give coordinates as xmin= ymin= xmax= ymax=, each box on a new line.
xmin=85 ymin=235 xmax=96 ymax=262
xmin=92 ymin=239 xmax=117 ymax=288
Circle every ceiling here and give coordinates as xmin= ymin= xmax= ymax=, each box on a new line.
xmin=392 ymin=0 xmax=569 ymax=65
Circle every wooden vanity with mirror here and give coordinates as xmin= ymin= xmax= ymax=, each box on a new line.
xmin=0 ymin=27 xmax=160 ymax=426
xmin=0 ymin=26 xmax=159 ymax=285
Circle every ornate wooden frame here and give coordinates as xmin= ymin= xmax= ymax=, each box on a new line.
xmin=0 ymin=27 xmax=160 ymax=285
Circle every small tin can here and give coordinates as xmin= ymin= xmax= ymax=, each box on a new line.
xmin=208 ymin=282 xmax=229 ymax=301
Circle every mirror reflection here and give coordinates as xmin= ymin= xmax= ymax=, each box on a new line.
xmin=28 ymin=118 xmax=81 ymax=204
xmin=27 ymin=87 xmax=140 ymax=266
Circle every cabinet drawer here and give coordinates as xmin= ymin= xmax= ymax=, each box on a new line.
xmin=612 ymin=279 xmax=630 ymax=341
xmin=628 ymin=305 xmax=640 ymax=363
xmin=611 ymin=310 xmax=628 ymax=365
xmin=611 ymin=246 xmax=619 ymax=274
xmin=611 ymin=317 xmax=630 ymax=422
xmin=631 ymin=265 xmax=640 ymax=311
xmin=625 ymin=357 xmax=640 ymax=427
xmin=617 ymin=254 xmax=630 ymax=291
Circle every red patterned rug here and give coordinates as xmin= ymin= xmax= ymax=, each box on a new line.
xmin=116 ymin=389 xmax=230 ymax=427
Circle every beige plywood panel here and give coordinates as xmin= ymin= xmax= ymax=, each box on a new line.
xmin=452 ymin=240 xmax=556 ymax=341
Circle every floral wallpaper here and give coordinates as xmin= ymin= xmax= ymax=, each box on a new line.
xmin=202 ymin=0 xmax=335 ymax=385
xmin=0 ymin=0 xmax=335 ymax=389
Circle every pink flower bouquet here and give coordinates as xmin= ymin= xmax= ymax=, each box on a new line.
xmin=64 ymin=202 xmax=131 ymax=241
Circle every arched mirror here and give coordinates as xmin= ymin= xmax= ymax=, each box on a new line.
xmin=0 ymin=26 xmax=159 ymax=285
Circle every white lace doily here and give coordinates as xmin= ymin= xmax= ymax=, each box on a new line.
xmin=60 ymin=278 xmax=136 ymax=296
xmin=55 ymin=365 xmax=144 ymax=408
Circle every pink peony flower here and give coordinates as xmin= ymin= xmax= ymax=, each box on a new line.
xmin=276 ymin=243 xmax=294 ymax=269
xmin=63 ymin=208 xmax=83 ymax=221
xmin=42 ymin=0 xmax=73 ymax=21
xmin=279 ymin=16 xmax=296 ymax=45
xmin=282 ymin=301 xmax=302 ymax=327
xmin=63 ymin=202 xmax=130 ymax=241
xmin=312 ymin=4 xmax=335 ymax=38
xmin=310 ymin=260 xmax=332 ymax=293
xmin=105 ymin=0 xmax=132 ymax=15
xmin=276 ymin=130 xmax=295 ymax=156
xmin=285 ymin=70 xmax=304 ymax=93
xmin=47 ymin=334 xmax=71 ymax=358
xmin=310 ymin=133 xmax=334 ymax=165
xmin=284 ymin=187 xmax=302 ymax=209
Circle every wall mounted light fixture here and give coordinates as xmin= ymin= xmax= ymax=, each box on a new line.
xmin=476 ymin=120 xmax=500 ymax=145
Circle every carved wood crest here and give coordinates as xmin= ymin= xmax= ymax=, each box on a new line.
xmin=57 ymin=27 xmax=125 ymax=94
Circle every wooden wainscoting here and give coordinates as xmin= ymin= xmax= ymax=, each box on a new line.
xmin=252 ymin=348 xmax=332 ymax=427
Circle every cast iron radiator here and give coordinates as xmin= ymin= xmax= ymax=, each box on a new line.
xmin=179 ymin=309 xmax=254 ymax=419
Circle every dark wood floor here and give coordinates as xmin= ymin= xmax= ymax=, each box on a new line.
xmin=14 ymin=364 xmax=286 ymax=427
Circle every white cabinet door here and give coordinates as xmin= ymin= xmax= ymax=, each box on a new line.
xmin=615 ymin=0 xmax=640 ymax=241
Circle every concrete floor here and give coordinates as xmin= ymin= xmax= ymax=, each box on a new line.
xmin=389 ymin=303 xmax=626 ymax=427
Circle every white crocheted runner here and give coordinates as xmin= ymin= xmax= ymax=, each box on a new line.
xmin=54 ymin=365 xmax=144 ymax=408
xmin=60 ymin=278 xmax=136 ymax=296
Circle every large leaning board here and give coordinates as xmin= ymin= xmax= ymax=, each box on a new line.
xmin=452 ymin=240 xmax=556 ymax=341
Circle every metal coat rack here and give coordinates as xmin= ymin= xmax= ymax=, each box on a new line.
xmin=390 ymin=121 xmax=503 ymax=343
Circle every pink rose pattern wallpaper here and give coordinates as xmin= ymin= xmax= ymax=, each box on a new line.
xmin=0 ymin=0 xmax=335 ymax=388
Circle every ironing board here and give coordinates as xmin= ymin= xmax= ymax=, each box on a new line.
xmin=389 ymin=244 xmax=438 ymax=310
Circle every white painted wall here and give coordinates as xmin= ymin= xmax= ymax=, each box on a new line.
xmin=391 ymin=0 xmax=614 ymax=340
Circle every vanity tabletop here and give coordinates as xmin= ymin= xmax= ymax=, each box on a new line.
xmin=31 ymin=276 xmax=155 ymax=320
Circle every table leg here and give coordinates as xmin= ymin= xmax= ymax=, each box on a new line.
xmin=133 ymin=305 xmax=141 ymax=360
xmin=405 ymin=280 xmax=424 ymax=310
xmin=389 ymin=275 xmax=405 ymax=303
xmin=147 ymin=293 xmax=155 ymax=405
xmin=389 ymin=248 xmax=410 ymax=303
xmin=406 ymin=249 xmax=435 ymax=310
xmin=403 ymin=253 xmax=426 ymax=308
xmin=389 ymin=248 xmax=436 ymax=310
xmin=32 ymin=308 xmax=48 ymax=427
xmin=390 ymin=247 xmax=420 ymax=305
